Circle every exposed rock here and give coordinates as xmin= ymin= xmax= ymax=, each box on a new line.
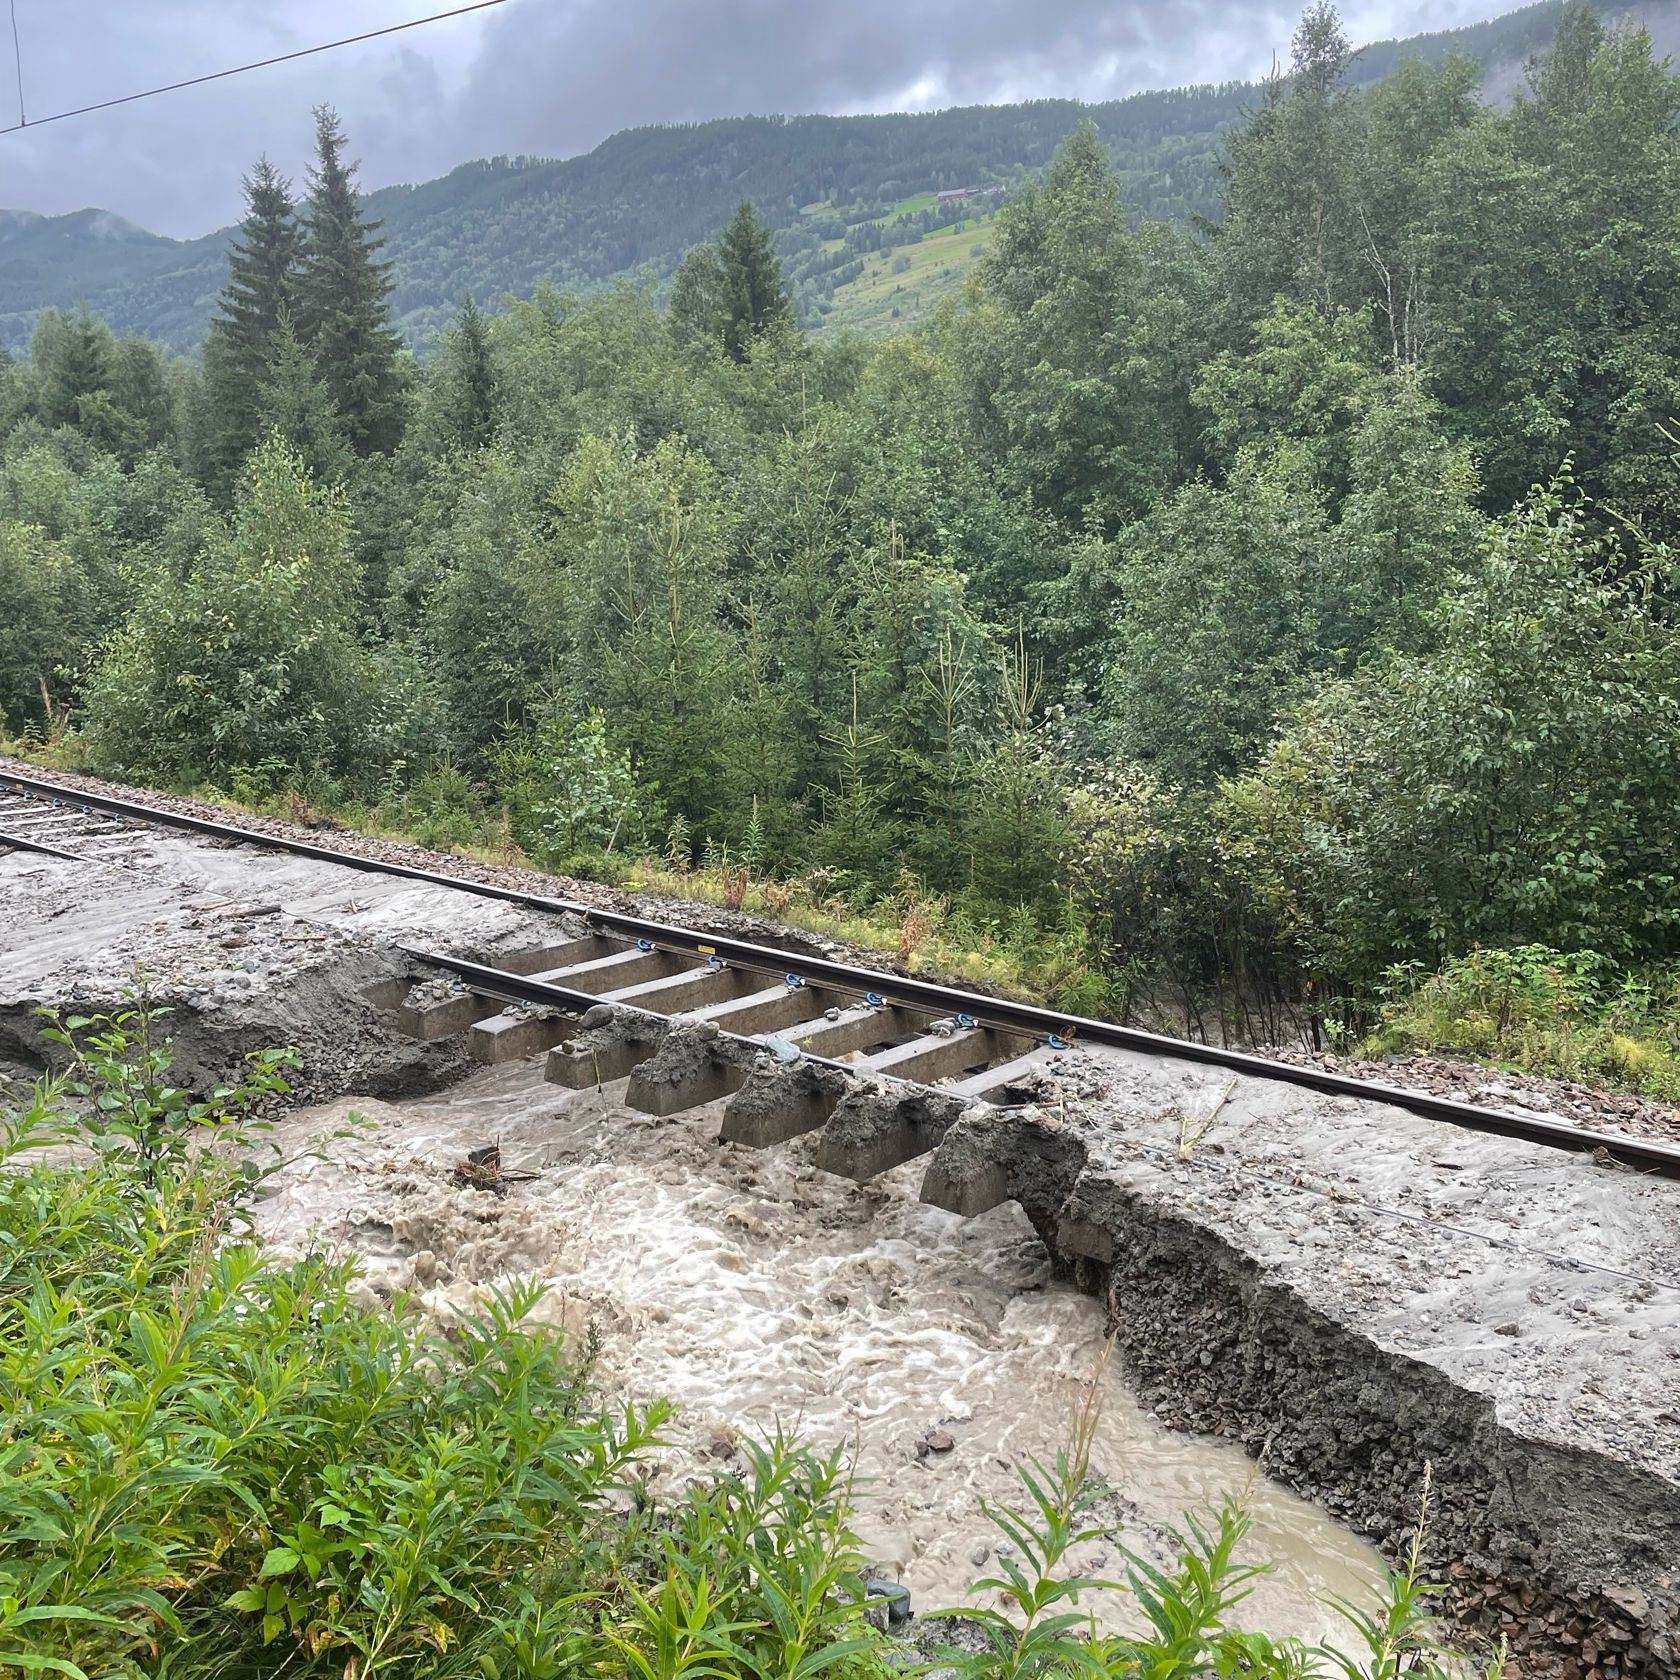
xmin=864 ymin=1577 xmax=913 ymax=1626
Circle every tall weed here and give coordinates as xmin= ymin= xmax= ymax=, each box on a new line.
xmin=933 ymin=1356 xmax=1502 ymax=1680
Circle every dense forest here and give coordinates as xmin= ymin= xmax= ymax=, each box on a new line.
xmin=0 ymin=0 xmax=1662 ymax=351
xmin=4 ymin=2 xmax=1680 ymax=1066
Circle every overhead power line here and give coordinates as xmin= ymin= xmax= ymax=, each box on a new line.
xmin=0 ymin=0 xmax=509 ymax=136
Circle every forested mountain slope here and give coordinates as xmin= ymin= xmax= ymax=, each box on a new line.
xmin=0 ymin=0 xmax=1666 ymax=352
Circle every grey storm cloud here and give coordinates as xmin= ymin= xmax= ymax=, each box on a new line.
xmin=2 ymin=0 xmax=1522 ymax=237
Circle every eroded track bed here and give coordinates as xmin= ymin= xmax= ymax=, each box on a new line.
xmin=2 ymin=762 xmax=1676 ymax=1676
xmin=256 ymin=1061 xmax=1385 ymax=1638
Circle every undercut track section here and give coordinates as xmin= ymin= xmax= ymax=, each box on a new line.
xmin=390 ymin=944 xmax=1053 ymax=1184
xmin=7 ymin=765 xmax=1680 ymax=1182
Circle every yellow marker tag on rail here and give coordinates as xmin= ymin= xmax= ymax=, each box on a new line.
xmin=697 ymin=944 xmax=716 ymax=956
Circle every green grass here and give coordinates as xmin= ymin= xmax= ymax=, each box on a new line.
xmin=823 ymin=219 xmax=999 ymax=336
xmin=1362 ymin=944 xmax=1680 ymax=1104
xmin=795 ymin=189 xmax=1000 ymax=335
xmin=615 ymin=856 xmax=1115 ymax=1010
xmin=252 ymin=771 xmax=1099 ymax=1008
xmin=800 ymin=191 xmax=944 ymax=226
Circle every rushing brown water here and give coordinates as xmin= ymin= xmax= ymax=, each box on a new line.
xmin=257 ymin=1061 xmax=1384 ymax=1639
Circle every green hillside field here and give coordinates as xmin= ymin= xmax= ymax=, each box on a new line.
xmin=821 ymin=215 xmax=1000 ymax=335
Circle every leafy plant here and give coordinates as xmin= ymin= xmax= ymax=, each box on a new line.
xmin=498 ymin=703 xmax=651 ymax=866
xmin=931 ymin=1347 xmax=1121 ymax=1676
xmin=933 ymin=1350 xmax=1502 ymax=1680
xmin=0 ymin=1009 xmax=661 ymax=1679
xmin=1367 ymin=945 xmax=1680 ymax=1101
xmin=603 ymin=1431 xmax=887 ymax=1679
xmin=38 ymin=998 xmax=294 ymax=1190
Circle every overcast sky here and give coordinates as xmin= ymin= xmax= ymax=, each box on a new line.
xmin=3 ymin=0 xmax=1530 ymax=238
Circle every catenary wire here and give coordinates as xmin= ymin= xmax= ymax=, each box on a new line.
xmin=0 ymin=0 xmax=508 ymax=135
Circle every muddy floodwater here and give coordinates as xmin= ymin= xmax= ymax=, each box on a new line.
xmin=257 ymin=1061 xmax=1384 ymax=1639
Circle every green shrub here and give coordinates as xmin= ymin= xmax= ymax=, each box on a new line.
xmin=80 ymin=436 xmax=376 ymax=791
xmin=0 ymin=1007 xmax=661 ymax=1679
xmin=1367 ymin=945 xmax=1680 ymax=1101
xmin=602 ymin=1432 xmax=884 ymax=1680
xmin=496 ymin=705 xmax=654 ymax=867
xmin=384 ymin=760 xmax=501 ymax=853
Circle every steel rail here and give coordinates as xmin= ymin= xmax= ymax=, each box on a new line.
xmin=400 ymin=951 xmax=649 ymax=1019
xmin=9 ymin=765 xmax=1680 ymax=1181
xmin=0 ymin=826 xmax=91 ymax=863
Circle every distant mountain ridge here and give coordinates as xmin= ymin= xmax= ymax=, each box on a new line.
xmin=0 ymin=0 xmax=1669 ymax=355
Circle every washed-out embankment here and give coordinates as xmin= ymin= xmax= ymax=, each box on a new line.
xmin=919 ymin=1092 xmax=1678 ymax=1678
xmin=1 ymin=802 xmax=1675 ymax=1676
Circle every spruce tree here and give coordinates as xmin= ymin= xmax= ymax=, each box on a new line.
xmin=441 ymin=294 xmax=497 ymax=448
xmin=36 ymin=308 xmax=113 ymax=429
xmin=668 ymin=242 xmax=726 ymax=349
xmin=257 ymin=314 xmax=353 ymax=488
xmin=296 ymin=105 xmax=405 ymax=456
xmin=29 ymin=307 xmax=152 ymax=459
xmin=213 ymin=159 xmax=298 ymax=367
xmin=714 ymin=201 xmax=793 ymax=361
xmin=203 ymin=159 xmax=300 ymax=493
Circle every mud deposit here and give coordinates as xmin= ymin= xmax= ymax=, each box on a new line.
xmin=259 ymin=1062 xmax=1385 ymax=1639
xmin=0 ymin=834 xmax=563 ymax=1099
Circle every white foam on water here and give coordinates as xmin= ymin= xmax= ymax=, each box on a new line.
xmin=258 ymin=1061 xmax=1386 ymax=1640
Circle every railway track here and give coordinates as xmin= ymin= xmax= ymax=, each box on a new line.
xmin=0 ymin=782 xmax=151 ymax=864
xmin=8 ymin=763 xmax=1680 ymax=1181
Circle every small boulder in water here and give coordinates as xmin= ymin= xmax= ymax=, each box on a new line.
xmin=863 ymin=1577 xmax=913 ymax=1627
